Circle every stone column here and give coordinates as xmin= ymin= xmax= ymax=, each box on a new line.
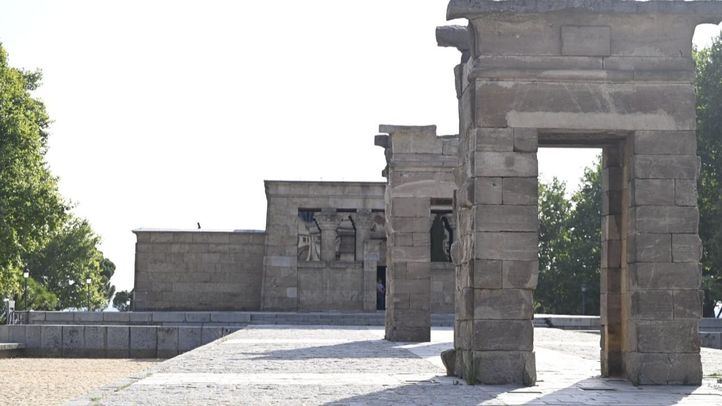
xmin=622 ymin=130 xmax=703 ymax=384
xmin=350 ymin=209 xmax=374 ymax=262
xmin=601 ymin=145 xmax=624 ymax=376
xmin=315 ymin=209 xmax=340 ymax=262
xmin=454 ymin=127 xmax=539 ymax=386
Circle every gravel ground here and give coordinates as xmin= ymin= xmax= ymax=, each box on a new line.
xmin=0 ymin=358 xmax=160 ymax=406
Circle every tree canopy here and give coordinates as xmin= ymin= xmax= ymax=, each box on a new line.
xmin=537 ymin=159 xmax=602 ymax=315
xmin=695 ymin=37 xmax=722 ymax=316
xmin=0 ymin=43 xmax=115 ymax=310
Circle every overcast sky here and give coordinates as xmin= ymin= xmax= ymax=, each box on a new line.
xmin=1 ymin=0 xmax=720 ymax=293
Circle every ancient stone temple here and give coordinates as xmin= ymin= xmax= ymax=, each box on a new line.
xmin=131 ymin=0 xmax=712 ymax=389
xmin=438 ymin=0 xmax=713 ymax=386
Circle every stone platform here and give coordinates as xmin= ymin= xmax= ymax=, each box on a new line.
xmin=69 ymin=326 xmax=722 ymax=405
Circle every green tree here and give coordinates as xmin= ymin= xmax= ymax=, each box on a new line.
xmin=694 ymin=39 xmax=722 ymax=317
xmin=0 ymin=43 xmax=115 ymax=310
xmin=113 ymin=290 xmax=133 ymax=312
xmin=536 ymin=158 xmax=602 ymax=315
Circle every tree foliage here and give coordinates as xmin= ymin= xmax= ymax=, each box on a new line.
xmin=694 ymin=39 xmax=722 ymax=317
xmin=537 ymin=158 xmax=602 ymax=315
xmin=113 ymin=290 xmax=133 ymax=312
xmin=0 ymin=43 xmax=115 ymax=310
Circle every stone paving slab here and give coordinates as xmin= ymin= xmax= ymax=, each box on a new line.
xmin=70 ymin=326 xmax=722 ymax=405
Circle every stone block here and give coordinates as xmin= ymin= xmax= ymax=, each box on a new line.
xmin=46 ymin=312 xmax=74 ymax=322
xmin=178 ymin=327 xmax=203 ymax=352
xmin=473 ymin=128 xmax=513 ymax=152
xmin=8 ymin=325 xmax=26 ymax=344
xmin=625 ymin=352 xmax=702 ymax=385
xmin=672 ymin=234 xmax=702 ymax=263
xmin=471 ymin=350 xmax=536 ymax=385
xmin=628 ymin=233 xmax=671 ymax=263
xmin=474 ymin=288 xmax=533 ymax=320
xmin=185 ymin=312 xmax=211 ymax=323
xmin=673 ymin=290 xmax=703 ymax=319
xmin=631 ymin=262 xmax=701 ymax=289
xmin=633 ymin=155 xmax=697 ymax=179
xmin=635 ymin=320 xmax=699 ymax=353
xmin=561 ymin=25 xmax=610 ymax=56
xmin=700 ymin=332 xmax=722 ymax=349
xmin=28 ymin=312 xmax=45 ymax=323
xmin=602 ymin=239 xmax=622 ymax=269
xmin=675 ymin=179 xmax=698 ymax=206
xmin=631 ymin=290 xmax=673 ymax=320
xmin=502 ymin=177 xmax=537 ymax=205
xmin=62 ymin=326 xmax=85 ymax=357
xmin=472 ymin=320 xmax=533 ymax=351
xmin=391 ymin=197 xmax=429 ymax=218
xmin=130 ymin=326 xmax=157 ymax=358
xmin=471 ymin=260 xmax=502 ymax=289
xmin=475 ymin=232 xmax=537 ymax=261
xmin=85 ymin=326 xmax=106 ymax=356
xmin=41 ymin=326 xmax=62 ymax=356
xmin=157 ymin=327 xmax=179 ymax=358
xmin=74 ymin=312 xmax=103 ymax=323
xmin=210 ymin=312 xmax=251 ymax=323
xmin=0 ymin=326 xmax=7 ymax=342
xmin=474 ymin=177 xmax=502 ymax=205
xmin=634 ymin=131 xmax=697 ymax=155
xmin=107 ymin=326 xmax=130 ymax=358
xmin=502 ymin=260 xmax=538 ymax=289
xmin=632 ymin=179 xmax=675 ymax=206
xmin=201 ymin=327 xmax=224 ymax=344
xmin=513 ymin=128 xmax=538 ymax=153
xmin=104 ymin=312 xmax=131 ymax=323
xmin=474 ymin=152 xmax=537 ymax=177
xmin=152 ymin=312 xmax=186 ymax=323
xmin=385 ymin=325 xmax=430 ymax=342
xmin=634 ymin=206 xmax=698 ymax=234
xmin=475 ymin=205 xmax=537 ymax=232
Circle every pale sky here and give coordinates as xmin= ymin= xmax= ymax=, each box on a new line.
xmin=0 ymin=1 xmax=720 ymax=293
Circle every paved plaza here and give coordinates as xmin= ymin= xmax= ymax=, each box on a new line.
xmin=70 ymin=326 xmax=722 ymax=405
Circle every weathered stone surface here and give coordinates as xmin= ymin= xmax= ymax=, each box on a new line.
xmin=631 ymin=290 xmax=673 ymax=320
xmin=130 ymin=326 xmax=157 ymax=358
xmin=634 ymin=131 xmax=697 ymax=155
xmin=473 ymin=128 xmax=513 ymax=152
xmin=41 ymin=325 xmax=62 ymax=356
xmin=673 ymin=289 xmax=703 ymax=319
xmin=157 ymin=327 xmax=179 ymax=358
xmin=474 ymin=288 xmax=533 ymax=320
xmin=440 ymin=349 xmax=457 ymax=376
xmin=85 ymin=326 xmax=106 ymax=356
xmin=472 ymin=320 xmax=533 ymax=351
xmin=471 ymin=350 xmax=536 ymax=385
xmin=624 ymin=352 xmax=702 ymax=385
xmin=62 ymin=326 xmax=85 ymax=357
xmin=107 ymin=326 xmax=130 ymax=358
xmin=502 ymin=260 xmax=538 ymax=289
xmin=635 ymin=319 xmax=700 ymax=353
xmin=628 ymin=233 xmax=671 ymax=263
xmin=502 ymin=177 xmax=537 ymax=205
xmin=474 ymin=152 xmax=538 ymax=177
xmin=634 ymin=206 xmax=699 ymax=234
xmin=632 ymin=179 xmax=675 ymax=206
xmin=630 ymin=263 xmax=701 ymax=290
xmin=471 ymin=260 xmax=502 ymax=289
xmin=633 ymin=155 xmax=698 ymax=179
xmin=474 ymin=177 xmax=502 ymax=204
xmin=179 ymin=327 xmax=202 ymax=352
xmin=672 ymin=234 xmax=702 ymax=263
xmin=474 ymin=205 xmax=537 ymax=232
xmin=561 ymin=25 xmax=610 ymax=56
xmin=475 ymin=232 xmax=538 ymax=261
xmin=675 ymin=179 xmax=698 ymax=207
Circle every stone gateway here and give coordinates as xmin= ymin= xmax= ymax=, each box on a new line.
xmin=132 ymin=0 xmax=714 ymax=388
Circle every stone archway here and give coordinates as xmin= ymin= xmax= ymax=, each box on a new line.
xmin=439 ymin=0 xmax=716 ymax=386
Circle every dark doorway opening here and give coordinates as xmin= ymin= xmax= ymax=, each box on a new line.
xmin=376 ymin=266 xmax=386 ymax=310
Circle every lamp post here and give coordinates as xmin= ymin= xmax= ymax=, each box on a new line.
xmin=86 ymin=278 xmax=92 ymax=311
xmin=581 ymin=284 xmax=588 ymax=315
xmin=23 ymin=269 xmax=29 ymax=310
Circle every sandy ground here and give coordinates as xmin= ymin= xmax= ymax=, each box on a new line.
xmin=0 ymin=358 xmax=160 ymax=406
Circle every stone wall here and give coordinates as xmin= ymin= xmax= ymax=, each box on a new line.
xmin=262 ymin=181 xmax=386 ymax=311
xmin=134 ymin=230 xmax=265 ymax=311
